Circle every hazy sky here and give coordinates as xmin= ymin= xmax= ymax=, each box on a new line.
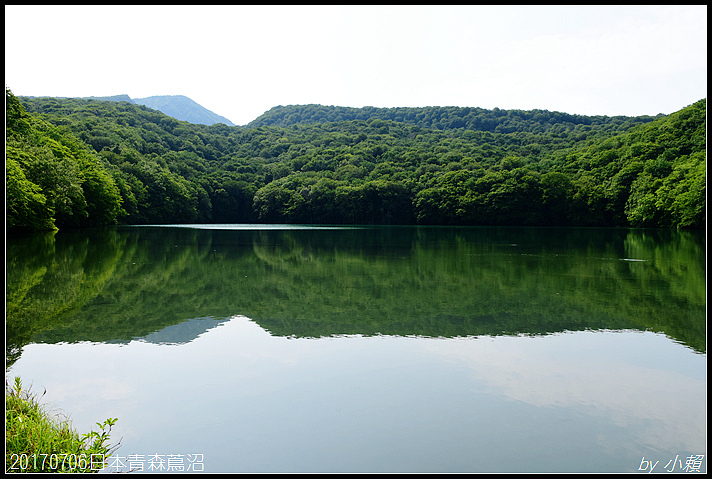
xmin=5 ymin=5 xmax=707 ymax=126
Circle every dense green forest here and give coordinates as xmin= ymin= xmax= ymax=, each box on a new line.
xmin=6 ymin=88 xmax=706 ymax=230
xmin=247 ymin=103 xmax=661 ymax=133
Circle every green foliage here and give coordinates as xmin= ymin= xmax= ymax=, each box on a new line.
xmin=247 ymin=104 xmax=658 ymax=136
xmin=5 ymin=377 xmax=119 ymax=473
xmin=564 ymin=99 xmax=707 ymax=228
xmin=6 ymin=155 xmax=54 ymax=230
xmin=6 ymin=89 xmax=125 ymax=230
xmin=11 ymin=91 xmax=705 ymax=230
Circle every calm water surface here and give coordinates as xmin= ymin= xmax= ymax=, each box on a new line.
xmin=6 ymin=225 xmax=706 ymax=473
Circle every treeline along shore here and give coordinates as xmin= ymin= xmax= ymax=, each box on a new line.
xmin=6 ymin=89 xmax=706 ymax=231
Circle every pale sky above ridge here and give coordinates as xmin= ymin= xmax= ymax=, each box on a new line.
xmin=5 ymin=5 xmax=707 ymax=125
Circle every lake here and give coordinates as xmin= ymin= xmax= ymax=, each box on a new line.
xmin=5 ymin=225 xmax=706 ymax=473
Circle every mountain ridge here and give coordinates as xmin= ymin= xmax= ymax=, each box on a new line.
xmin=22 ymin=93 xmax=665 ymax=132
xmin=246 ymin=103 xmax=664 ymax=134
xmin=25 ymin=93 xmax=237 ymax=126
xmin=132 ymin=95 xmax=236 ymax=127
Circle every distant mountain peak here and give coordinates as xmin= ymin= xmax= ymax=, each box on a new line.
xmin=84 ymin=94 xmax=135 ymax=103
xmin=77 ymin=94 xmax=235 ymax=126
xmin=132 ymin=95 xmax=236 ymax=126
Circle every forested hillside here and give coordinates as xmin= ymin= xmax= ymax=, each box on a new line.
xmin=7 ymin=88 xmax=705 ymax=230
xmin=6 ymin=90 xmax=124 ymax=230
xmin=248 ymin=103 xmax=659 ymax=135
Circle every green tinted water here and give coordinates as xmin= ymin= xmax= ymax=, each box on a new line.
xmin=6 ymin=225 xmax=706 ymax=472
